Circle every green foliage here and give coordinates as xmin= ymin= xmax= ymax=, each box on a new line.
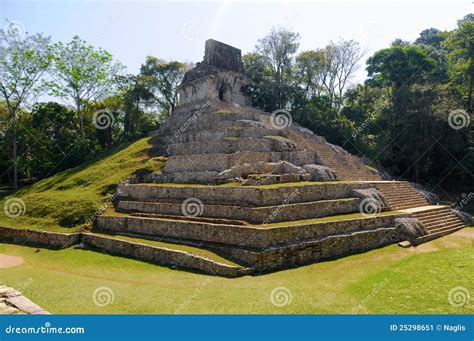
xmin=49 ymin=35 xmax=125 ymax=139
xmin=0 ymin=23 xmax=54 ymax=188
xmin=444 ymin=16 xmax=474 ymax=111
xmin=366 ymin=45 xmax=435 ymax=88
xmin=139 ymin=57 xmax=189 ymax=115
xmin=0 ymin=137 xmax=164 ymax=230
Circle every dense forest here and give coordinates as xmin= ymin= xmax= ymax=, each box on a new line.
xmin=0 ymin=14 xmax=472 ymax=191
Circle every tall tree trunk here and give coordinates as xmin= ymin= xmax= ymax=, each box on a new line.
xmin=12 ymin=114 xmax=18 ymax=189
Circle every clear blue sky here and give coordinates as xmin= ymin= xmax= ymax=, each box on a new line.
xmin=1 ymin=0 xmax=471 ymax=83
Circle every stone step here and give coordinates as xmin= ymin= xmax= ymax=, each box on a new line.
xmin=415 ymin=211 xmax=458 ymax=222
xmin=162 ymin=151 xmax=317 ymax=173
xmin=82 ymin=232 xmax=252 ymax=278
xmin=382 ymin=190 xmax=425 ymax=196
xmin=117 ymin=182 xmax=372 ymax=207
xmin=419 ymin=216 xmax=461 ymax=226
xmin=375 ymin=182 xmax=429 ymax=210
xmin=116 ymin=197 xmax=361 ymax=224
xmin=425 ymin=221 xmax=464 ymax=232
xmin=165 ymin=171 xmax=220 ymax=184
xmin=412 ymin=207 xmax=451 ymax=216
xmin=427 ymin=223 xmax=464 ymax=234
xmin=408 ymin=206 xmax=466 ymax=244
xmin=384 ymin=195 xmax=426 ymax=204
xmin=165 ymin=117 xmax=253 ymax=134
xmin=414 ymin=225 xmax=465 ymax=245
xmin=164 ymin=126 xmax=281 ymax=144
xmin=96 ymin=211 xmax=403 ymax=249
xmin=165 ymin=110 xmax=263 ymax=131
xmin=166 ymin=136 xmax=296 ymax=156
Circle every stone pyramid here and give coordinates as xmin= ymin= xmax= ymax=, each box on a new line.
xmin=94 ymin=40 xmax=468 ymax=277
xmin=150 ymin=39 xmax=381 ymax=185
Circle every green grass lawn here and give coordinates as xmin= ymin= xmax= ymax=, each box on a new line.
xmin=0 ymin=137 xmax=164 ymax=232
xmin=0 ymin=228 xmax=472 ymax=314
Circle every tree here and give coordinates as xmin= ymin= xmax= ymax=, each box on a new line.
xmin=28 ymin=102 xmax=78 ymax=178
xmin=49 ymin=36 xmax=124 ymax=141
xmin=139 ymin=57 xmax=188 ymax=116
xmin=366 ymin=45 xmax=435 ymax=91
xmin=243 ymin=52 xmax=276 ymax=111
xmin=295 ymin=50 xmax=326 ymax=100
xmin=444 ymin=16 xmax=474 ymax=112
xmin=0 ymin=22 xmax=52 ymax=188
xmin=415 ymin=28 xmax=445 ymax=48
xmin=319 ymin=40 xmax=364 ymax=108
xmin=255 ymin=27 xmax=300 ymax=109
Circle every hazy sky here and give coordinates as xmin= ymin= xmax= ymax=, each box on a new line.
xmin=1 ymin=0 xmax=472 ymax=84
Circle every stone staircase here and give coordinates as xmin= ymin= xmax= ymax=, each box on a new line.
xmin=313 ymin=144 xmax=380 ymax=181
xmin=374 ymin=181 xmax=429 ymax=210
xmin=409 ymin=206 xmax=465 ymax=244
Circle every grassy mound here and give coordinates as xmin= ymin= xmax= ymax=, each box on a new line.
xmin=0 ymin=138 xmax=164 ymax=232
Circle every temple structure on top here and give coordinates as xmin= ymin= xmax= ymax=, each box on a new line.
xmin=178 ymin=39 xmax=251 ymax=106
